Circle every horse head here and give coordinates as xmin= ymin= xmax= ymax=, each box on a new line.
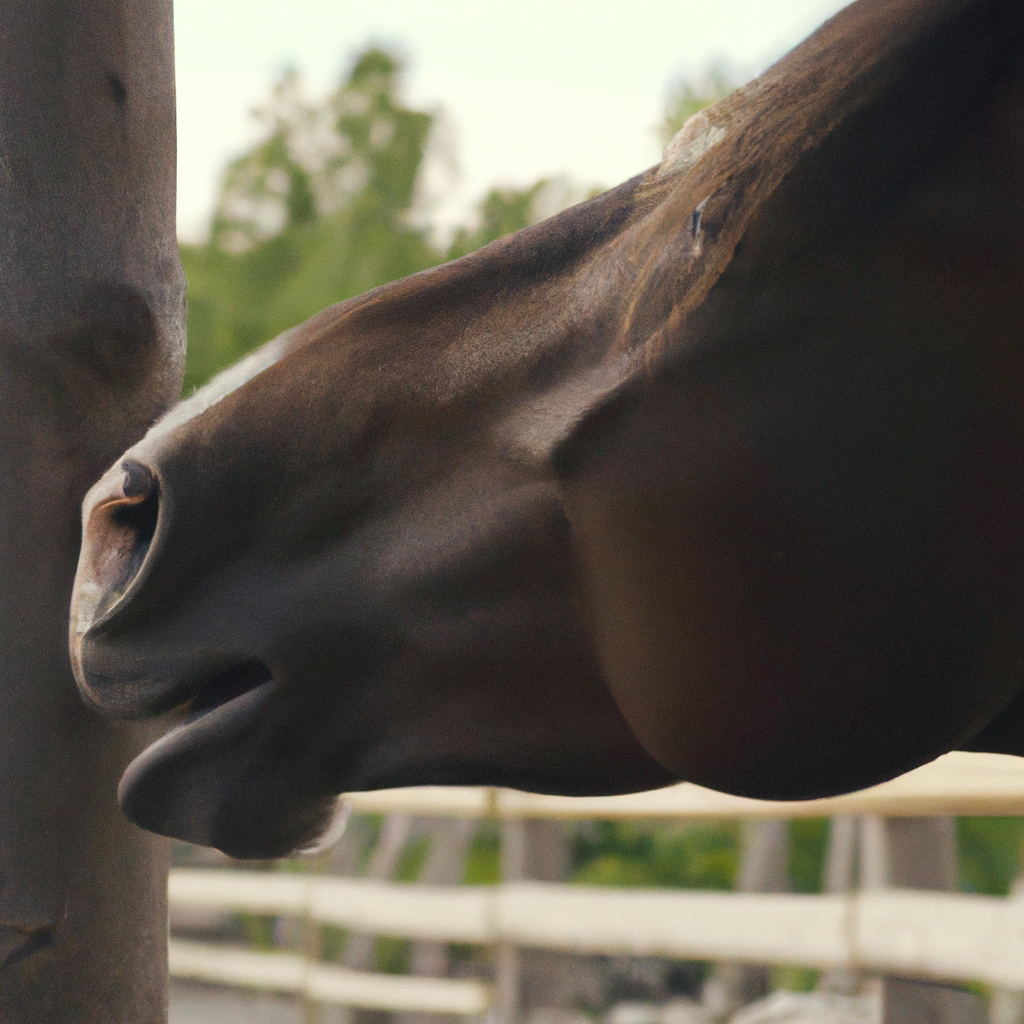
xmin=70 ymin=0 xmax=1024 ymax=858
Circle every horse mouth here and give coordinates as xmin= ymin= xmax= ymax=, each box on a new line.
xmin=117 ymin=674 xmax=279 ymax=851
xmin=117 ymin=659 xmax=277 ymax=829
xmin=118 ymin=668 xmax=337 ymax=859
xmin=183 ymin=659 xmax=274 ymax=723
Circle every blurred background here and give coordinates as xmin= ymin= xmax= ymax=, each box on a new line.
xmin=172 ymin=0 xmax=851 ymax=391
xmin=168 ymin=795 xmax=1024 ymax=1024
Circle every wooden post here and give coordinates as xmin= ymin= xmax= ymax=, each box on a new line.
xmin=860 ymin=818 xmax=986 ymax=1024
xmin=0 ymin=0 xmax=184 ymax=1019
xmin=990 ymin=875 xmax=1024 ymax=1024
xmin=301 ymin=850 xmax=331 ymax=1024
xmin=407 ymin=820 xmax=477 ymax=969
xmin=702 ymin=820 xmax=790 ymax=1017
xmin=818 ymin=816 xmax=862 ymax=995
xmin=497 ymin=819 xmax=579 ymax=1024
xmin=344 ymin=814 xmax=412 ymax=971
xmin=496 ymin=818 xmax=527 ymax=1024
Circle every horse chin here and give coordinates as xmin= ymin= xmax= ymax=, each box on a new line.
xmin=117 ymin=680 xmax=337 ymax=859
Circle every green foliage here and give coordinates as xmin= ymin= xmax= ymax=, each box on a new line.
xmin=374 ymin=935 xmax=413 ymax=975
xmin=572 ymin=822 xmax=738 ymax=890
xmin=463 ymin=823 xmax=501 ymax=885
xmin=393 ymin=832 xmax=430 ymax=882
xmin=180 ymin=47 xmax=441 ymax=394
xmin=770 ymin=966 xmax=819 ymax=993
xmin=239 ymin=913 xmax=276 ymax=950
xmin=179 ymin=44 xmax=597 ymax=395
xmin=958 ymin=817 xmax=1024 ymax=895
xmin=322 ymin=923 xmax=349 ymax=961
xmin=210 ymin=49 xmax=431 ymax=251
xmin=660 ymin=64 xmax=734 ymax=145
xmin=788 ymin=818 xmax=829 ymax=893
xmin=567 ymin=816 xmax=1024 ymax=899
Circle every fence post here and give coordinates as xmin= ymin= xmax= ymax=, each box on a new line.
xmin=302 ymin=852 xmax=330 ymax=1024
xmin=860 ymin=817 xmax=986 ymax=1024
xmin=344 ymin=814 xmax=412 ymax=972
xmin=496 ymin=817 xmax=576 ymax=1024
xmin=496 ymin=817 xmax=527 ymax=1024
xmin=401 ymin=817 xmax=478 ymax=1024
xmin=702 ymin=820 xmax=790 ymax=1017
xmin=818 ymin=816 xmax=861 ymax=994
xmin=990 ymin=875 xmax=1024 ymax=1024
xmin=0 ymin=0 xmax=184 ymax=1019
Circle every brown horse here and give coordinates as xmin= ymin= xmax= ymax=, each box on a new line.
xmin=70 ymin=0 xmax=1024 ymax=858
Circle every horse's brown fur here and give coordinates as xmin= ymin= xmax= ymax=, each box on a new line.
xmin=70 ymin=0 xmax=1024 ymax=858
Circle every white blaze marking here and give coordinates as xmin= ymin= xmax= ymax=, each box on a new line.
xmin=144 ymin=326 xmax=297 ymax=442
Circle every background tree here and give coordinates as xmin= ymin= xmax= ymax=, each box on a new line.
xmin=659 ymin=63 xmax=734 ymax=146
xmin=181 ymin=48 xmax=440 ymax=391
xmin=180 ymin=47 xmax=595 ymax=393
xmin=446 ymin=177 xmax=591 ymax=260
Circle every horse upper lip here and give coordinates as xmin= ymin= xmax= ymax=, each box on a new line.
xmin=72 ymin=659 xmax=182 ymax=719
xmin=73 ymin=647 xmax=275 ymax=724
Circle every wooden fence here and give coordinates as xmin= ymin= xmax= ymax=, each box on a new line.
xmin=167 ymin=752 xmax=1024 ymax=1014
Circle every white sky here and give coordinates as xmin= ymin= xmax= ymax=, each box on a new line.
xmin=174 ymin=0 xmax=851 ymax=242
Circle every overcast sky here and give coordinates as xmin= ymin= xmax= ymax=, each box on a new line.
xmin=174 ymin=0 xmax=851 ymax=241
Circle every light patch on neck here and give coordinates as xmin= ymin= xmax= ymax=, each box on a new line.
xmin=658 ymin=107 xmax=730 ymax=179
xmin=657 ymin=79 xmax=765 ymax=181
xmin=143 ymin=327 xmax=297 ymax=442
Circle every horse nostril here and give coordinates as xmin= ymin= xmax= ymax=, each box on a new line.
xmin=71 ymin=458 xmax=162 ymax=646
xmin=121 ymin=458 xmax=155 ymax=500
xmin=110 ymin=459 xmax=160 ymax=588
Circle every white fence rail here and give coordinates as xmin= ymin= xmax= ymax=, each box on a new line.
xmin=168 ymin=939 xmax=492 ymax=1013
xmin=340 ymin=752 xmax=1024 ymax=820
xmin=169 ymin=871 xmax=1024 ymax=1007
xmin=168 ymin=753 xmax=1024 ymax=1014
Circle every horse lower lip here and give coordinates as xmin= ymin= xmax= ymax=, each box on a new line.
xmin=185 ymin=660 xmax=273 ymax=722
xmin=117 ymin=680 xmax=277 ymax=850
